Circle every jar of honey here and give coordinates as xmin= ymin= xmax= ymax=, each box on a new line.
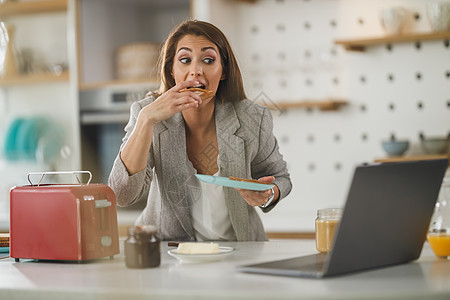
xmin=124 ymin=225 xmax=161 ymax=268
xmin=428 ymin=174 xmax=450 ymax=259
xmin=315 ymin=208 xmax=342 ymax=253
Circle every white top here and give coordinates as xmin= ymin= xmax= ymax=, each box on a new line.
xmin=190 ymin=170 xmax=236 ymax=241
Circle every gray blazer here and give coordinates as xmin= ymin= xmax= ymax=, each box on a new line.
xmin=108 ymin=96 xmax=292 ymax=241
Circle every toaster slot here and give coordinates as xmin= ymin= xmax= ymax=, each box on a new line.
xmin=96 ymin=194 xmax=110 ymax=231
xmin=95 ymin=199 xmax=111 ymax=208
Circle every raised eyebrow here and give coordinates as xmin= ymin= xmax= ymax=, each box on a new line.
xmin=201 ymin=46 xmax=217 ymax=53
xmin=176 ymin=46 xmax=217 ymax=53
xmin=177 ymin=47 xmax=191 ymax=53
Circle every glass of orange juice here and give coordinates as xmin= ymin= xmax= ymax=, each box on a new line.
xmin=428 ymin=175 xmax=450 ymax=259
xmin=427 ymin=230 xmax=450 ymax=259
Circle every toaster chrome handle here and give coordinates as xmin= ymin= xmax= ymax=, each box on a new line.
xmin=27 ymin=171 xmax=93 ymax=186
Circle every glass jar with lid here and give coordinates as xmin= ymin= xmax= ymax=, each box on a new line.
xmin=315 ymin=208 xmax=343 ymax=253
xmin=124 ymin=225 xmax=161 ymax=268
xmin=428 ymin=173 xmax=450 ymax=259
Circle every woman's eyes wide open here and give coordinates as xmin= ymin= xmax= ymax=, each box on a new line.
xmin=179 ymin=57 xmax=215 ymax=64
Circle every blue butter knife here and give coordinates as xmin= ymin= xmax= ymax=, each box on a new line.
xmin=195 ymin=174 xmax=274 ymax=191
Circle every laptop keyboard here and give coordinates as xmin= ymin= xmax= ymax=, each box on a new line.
xmin=239 ymin=253 xmax=329 ymax=278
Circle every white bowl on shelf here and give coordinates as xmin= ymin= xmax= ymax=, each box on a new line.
xmin=427 ymin=2 xmax=450 ymax=32
xmin=421 ymin=137 xmax=449 ymax=154
xmin=379 ymin=7 xmax=408 ymax=35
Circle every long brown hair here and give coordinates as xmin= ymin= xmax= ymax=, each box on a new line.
xmin=157 ymin=20 xmax=246 ymax=103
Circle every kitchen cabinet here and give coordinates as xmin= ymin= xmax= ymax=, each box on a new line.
xmin=0 ymin=0 xmax=70 ymax=86
xmin=0 ymin=0 xmax=81 ymax=231
xmin=335 ymin=31 xmax=450 ymax=52
xmin=77 ymin=0 xmax=191 ymax=90
xmin=0 ymin=0 xmax=80 ymax=172
xmin=77 ymin=0 xmax=191 ymax=184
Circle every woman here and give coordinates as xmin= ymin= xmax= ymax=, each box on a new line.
xmin=109 ymin=20 xmax=292 ymax=241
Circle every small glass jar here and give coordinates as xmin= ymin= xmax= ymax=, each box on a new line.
xmin=124 ymin=225 xmax=161 ymax=268
xmin=428 ymin=174 xmax=450 ymax=259
xmin=315 ymin=208 xmax=343 ymax=253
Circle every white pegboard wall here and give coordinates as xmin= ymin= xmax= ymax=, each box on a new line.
xmin=236 ymin=0 xmax=345 ymax=102
xmin=208 ymin=0 xmax=450 ymax=232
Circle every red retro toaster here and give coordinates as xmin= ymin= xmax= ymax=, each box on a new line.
xmin=10 ymin=171 xmax=119 ymax=261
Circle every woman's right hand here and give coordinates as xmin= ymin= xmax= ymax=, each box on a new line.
xmin=139 ymin=80 xmax=203 ymax=125
xmin=120 ymin=80 xmax=202 ymax=175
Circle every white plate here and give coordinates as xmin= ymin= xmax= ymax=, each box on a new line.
xmin=195 ymin=174 xmax=274 ymax=191
xmin=168 ymin=246 xmax=234 ymax=263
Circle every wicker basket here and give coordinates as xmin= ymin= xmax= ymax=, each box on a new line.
xmin=116 ymin=42 xmax=160 ymax=80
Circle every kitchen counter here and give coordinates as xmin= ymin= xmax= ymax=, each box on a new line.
xmin=0 ymin=240 xmax=449 ymax=300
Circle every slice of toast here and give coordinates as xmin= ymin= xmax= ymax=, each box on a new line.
xmin=181 ymin=87 xmax=214 ymax=101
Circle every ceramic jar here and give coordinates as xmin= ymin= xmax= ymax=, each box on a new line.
xmin=124 ymin=225 xmax=161 ymax=268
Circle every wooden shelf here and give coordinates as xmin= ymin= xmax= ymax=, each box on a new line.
xmin=335 ymin=31 xmax=450 ymax=52
xmin=0 ymin=0 xmax=67 ymax=18
xmin=261 ymin=99 xmax=348 ymax=111
xmin=266 ymin=231 xmax=315 ymax=240
xmin=79 ymin=78 xmax=158 ymax=91
xmin=0 ymin=71 xmax=70 ymax=86
xmin=375 ymin=154 xmax=449 ymax=164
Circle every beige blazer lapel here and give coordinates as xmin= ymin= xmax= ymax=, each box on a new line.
xmin=157 ymin=113 xmax=195 ymax=239
xmin=215 ymin=102 xmax=249 ymax=241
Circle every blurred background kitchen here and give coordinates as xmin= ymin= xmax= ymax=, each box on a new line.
xmin=0 ymin=0 xmax=449 ymax=236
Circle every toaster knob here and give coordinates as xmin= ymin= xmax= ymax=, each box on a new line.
xmin=101 ymin=235 xmax=112 ymax=247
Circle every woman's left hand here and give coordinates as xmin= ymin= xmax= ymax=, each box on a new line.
xmin=234 ymin=176 xmax=279 ymax=208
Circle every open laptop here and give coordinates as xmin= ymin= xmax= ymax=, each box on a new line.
xmin=238 ymin=159 xmax=448 ymax=278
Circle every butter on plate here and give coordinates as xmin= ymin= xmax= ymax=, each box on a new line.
xmin=177 ymin=242 xmax=219 ymax=254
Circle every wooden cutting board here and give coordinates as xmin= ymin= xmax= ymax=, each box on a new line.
xmin=0 ymin=233 xmax=9 ymax=247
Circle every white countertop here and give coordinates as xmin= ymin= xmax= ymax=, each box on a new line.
xmin=0 ymin=240 xmax=449 ymax=300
